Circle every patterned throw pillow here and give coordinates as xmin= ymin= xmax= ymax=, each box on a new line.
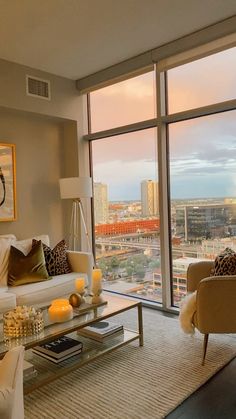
xmin=211 ymin=247 xmax=236 ymax=276
xmin=32 ymin=239 xmax=72 ymax=276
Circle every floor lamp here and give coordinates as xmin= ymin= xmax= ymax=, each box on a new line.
xmin=59 ymin=177 xmax=94 ymax=263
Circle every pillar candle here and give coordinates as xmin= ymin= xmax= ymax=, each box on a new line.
xmin=92 ymin=269 xmax=102 ymax=294
xmin=75 ymin=277 xmax=85 ymax=294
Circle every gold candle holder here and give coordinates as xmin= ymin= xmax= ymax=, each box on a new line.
xmin=3 ymin=306 xmax=44 ymax=338
xmin=75 ymin=277 xmax=86 ymax=303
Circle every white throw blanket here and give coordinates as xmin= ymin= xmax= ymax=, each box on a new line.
xmin=179 ymin=291 xmax=197 ymax=334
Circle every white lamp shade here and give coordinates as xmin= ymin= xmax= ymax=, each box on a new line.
xmin=59 ymin=177 xmax=92 ymax=199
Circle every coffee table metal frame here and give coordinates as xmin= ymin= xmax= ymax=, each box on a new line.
xmin=0 ymin=295 xmax=143 ymax=394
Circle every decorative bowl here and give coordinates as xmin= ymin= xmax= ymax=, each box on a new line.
xmin=3 ymin=305 xmax=44 ymax=338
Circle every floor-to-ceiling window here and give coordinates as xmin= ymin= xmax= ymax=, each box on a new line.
xmin=91 ymin=128 xmax=163 ymax=303
xmin=167 ymin=47 xmax=236 ymax=306
xmin=85 ymin=44 xmax=236 ymax=310
xmin=89 ymin=71 xmax=165 ymax=304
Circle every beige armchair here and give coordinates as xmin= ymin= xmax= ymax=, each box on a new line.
xmin=187 ymin=261 xmax=236 ymax=365
xmin=0 ymin=345 xmax=25 ymax=419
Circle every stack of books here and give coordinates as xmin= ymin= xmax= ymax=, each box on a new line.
xmin=23 ymin=359 xmax=37 ymax=380
xmin=78 ymin=321 xmax=124 ymax=342
xmin=32 ymin=336 xmax=83 ymax=363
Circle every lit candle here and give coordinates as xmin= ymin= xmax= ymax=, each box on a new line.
xmin=48 ymin=299 xmax=73 ymax=323
xmin=92 ymin=269 xmax=102 ymax=294
xmin=75 ymin=277 xmax=85 ymax=294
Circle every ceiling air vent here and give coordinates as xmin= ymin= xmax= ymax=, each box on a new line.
xmin=26 ymin=75 xmax=51 ymax=100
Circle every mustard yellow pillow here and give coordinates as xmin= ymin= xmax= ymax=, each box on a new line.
xmin=8 ymin=241 xmax=51 ymax=286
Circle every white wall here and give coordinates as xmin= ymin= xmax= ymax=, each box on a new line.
xmin=0 ymin=109 xmax=79 ymax=244
xmin=0 ymin=57 xmax=86 ymax=244
xmin=0 ymin=58 xmax=81 ymax=120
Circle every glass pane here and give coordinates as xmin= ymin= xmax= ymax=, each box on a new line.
xmin=168 ymin=47 xmax=236 ymax=114
xmin=92 ymin=128 xmax=162 ymax=304
xmin=169 ymin=110 xmax=236 ymax=306
xmin=90 ymin=71 xmax=156 ymax=132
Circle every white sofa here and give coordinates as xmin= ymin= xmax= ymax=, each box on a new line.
xmin=0 ymin=234 xmax=93 ymax=312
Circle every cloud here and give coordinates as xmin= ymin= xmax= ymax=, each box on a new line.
xmin=92 ymin=128 xmax=157 ymax=164
xmin=168 ymin=47 xmax=236 ymax=113
xmin=91 ymin=49 xmax=236 ymax=200
xmin=91 ymin=72 xmax=155 ymax=132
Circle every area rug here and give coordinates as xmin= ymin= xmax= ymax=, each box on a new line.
xmin=24 ymin=306 xmax=236 ymax=419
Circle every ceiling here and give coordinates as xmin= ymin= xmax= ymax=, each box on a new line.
xmin=0 ymin=0 xmax=235 ymax=80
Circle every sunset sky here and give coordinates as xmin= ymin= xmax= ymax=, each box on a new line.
xmin=91 ymin=47 xmax=236 ymax=201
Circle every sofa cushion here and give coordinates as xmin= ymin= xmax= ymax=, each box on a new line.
xmin=32 ymin=239 xmax=72 ymax=276
xmin=8 ymin=241 xmax=51 ymax=286
xmin=0 ymin=290 xmax=16 ymax=313
xmin=14 ymin=234 xmax=50 ymax=255
xmin=10 ymin=272 xmax=87 ymax=306
xmin=0 ymin=237 xmax=16 ymax=287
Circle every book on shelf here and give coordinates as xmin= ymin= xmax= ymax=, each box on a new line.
xmin=32 ymin=348 xmax=82 ymax=363
xmin=78 ymin=321 xmax=124 ymax=342
xmin=33 ymin=335 xmax=83 ymax=359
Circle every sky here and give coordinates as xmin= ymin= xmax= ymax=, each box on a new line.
xmin=91 ymin=47 xmax=236 ymax=201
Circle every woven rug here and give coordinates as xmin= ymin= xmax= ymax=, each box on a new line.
xmin=24 ymin=306 xmax=236 ymax=419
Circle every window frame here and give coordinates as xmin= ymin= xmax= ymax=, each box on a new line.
xmin=84 ymin=42 xmax=236 ymax=313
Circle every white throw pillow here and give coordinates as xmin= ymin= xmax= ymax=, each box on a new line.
xmin=0 ymin=235 xmax=16 ymax=240
xmin=14 ymin=234 xmax=50 ymax=255
xmin=0 ymin=237 xmax=16 ymax=287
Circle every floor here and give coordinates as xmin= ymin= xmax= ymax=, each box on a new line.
xmin=166 ymin=349 xmax=236 ymax=419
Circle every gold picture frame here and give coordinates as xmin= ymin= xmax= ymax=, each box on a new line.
xmin=0 ymin=143 xmax=17 ymax=221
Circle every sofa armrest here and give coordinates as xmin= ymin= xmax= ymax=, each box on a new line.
xmin=187 ymin=261 xmax=214 ymax=292
xmin=196 ymin=276 xmax=236 ymax=334
xmin=67 ymin=251 xmax=93 ymax=286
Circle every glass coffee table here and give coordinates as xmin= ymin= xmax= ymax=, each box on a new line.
xmin=0 ymin=294 xmax=143 ymax=394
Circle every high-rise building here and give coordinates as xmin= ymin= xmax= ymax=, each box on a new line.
xmin=94 ymin=182 xmax=108 ymax=224
xmin=141 ymin=180 xmax=159 ymax=217
xmin=176 ymin=203 xmax=236 ymax=242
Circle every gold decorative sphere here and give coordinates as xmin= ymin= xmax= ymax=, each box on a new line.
xmin=69 ymin=293 xmax=82 ymax=307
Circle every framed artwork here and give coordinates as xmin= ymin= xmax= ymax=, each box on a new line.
xmin=0 ymin=143 xmax=17 ymax=221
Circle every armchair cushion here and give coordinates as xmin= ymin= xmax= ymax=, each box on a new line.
xmin=196 ymin=276 xmax=236 ymax=333
xmin=0 ymin=345 xmax=25 ymax=419
xmin=187 ymin=260 xmax=214 ymax=292
xmin=0 ymin=387 xmax=14 ymax=419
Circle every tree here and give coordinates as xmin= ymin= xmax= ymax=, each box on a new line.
xmin=135 ymin=264 xmax=146 ymax=280
xmin=149 ymin=259 xmax=160 ymax=270
xmin=110 ymin=256 xmax=119 ymax=268
xmin=126 ymin=266 xmax=134 ymax=277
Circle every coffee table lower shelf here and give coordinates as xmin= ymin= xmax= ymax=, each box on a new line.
xmin=24 ymin=329 xmax=139 ymax=394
